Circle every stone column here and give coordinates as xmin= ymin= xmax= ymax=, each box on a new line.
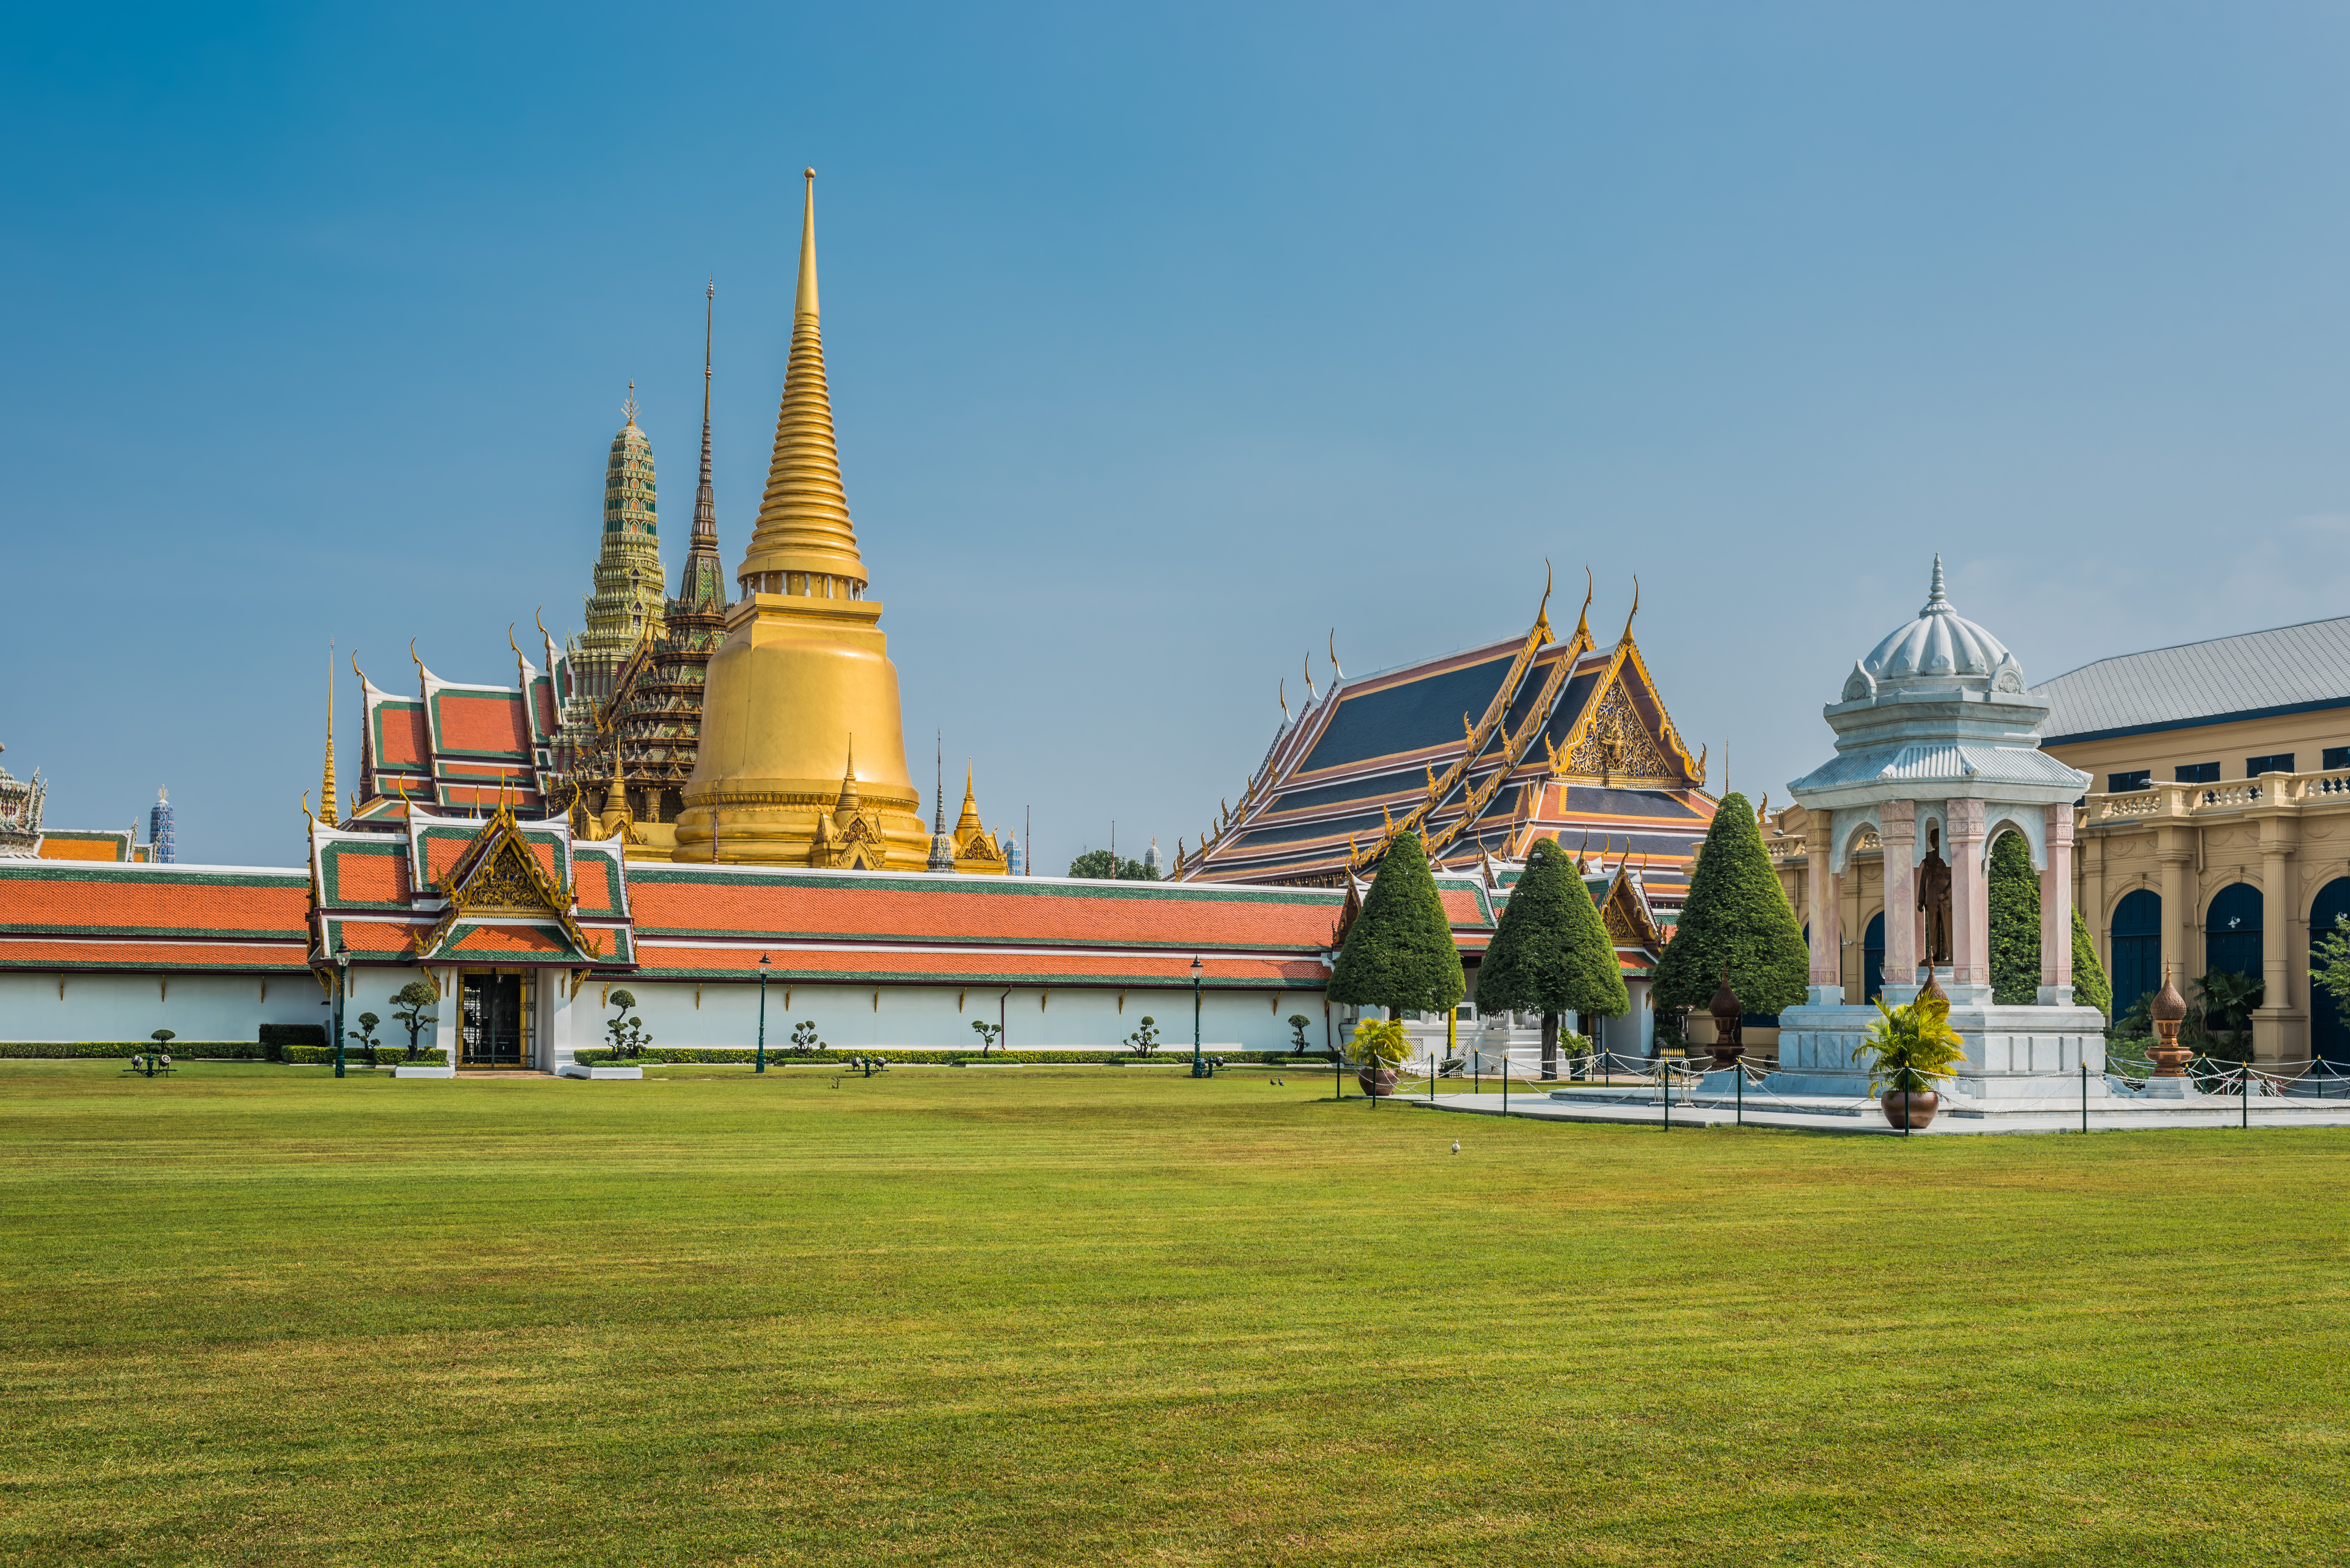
xmin=2255 ymin=809 xmax=2302 ymax=1067
xmin=1880 ymin=801 xmax=1918 ymax=1002
xmin=1842 ymin=859 xmax=1865 ymax=1002
xmin=1806 ymin=810 xmax=1841 ymax=1006
xmin=2157 ymin=831 xmax=2193 ymax=992
xmin=1948 ymin=798 xmax=1989 ymax=999
xmin=2039 ymin=803 xmax=2075 ymax=1006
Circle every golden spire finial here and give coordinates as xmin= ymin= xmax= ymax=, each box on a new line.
xmin=836 ymin=735 xmax=861 ymax=814
xmin=1278 ymin=677 xmax=1289 ymax=724
xmin=1575 ymin=565 xmax=1594 ymax=645
xmin=1618 ymin=576 xmax=1641 ymax=645
xmin=321 ymin=641 xmax=339 ymax=829
xmin=623 ymin=380 xmax=639 ymax=429
xmin=737 ymin=166 xmax=864 ymax=593
xmin=1534 ymin=558 xmax=1552 ymax=638
xmin=1328 ymin=629 xmax=1344 ymax=681
xmin=1302 ymin=654 xmax=1316 ymax=702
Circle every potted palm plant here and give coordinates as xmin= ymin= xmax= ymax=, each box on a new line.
xmin=1851 ymin=981 xmax=1968 ymax=1129
xmin=1348 ymin=1018 xmax=1410 ymax=1099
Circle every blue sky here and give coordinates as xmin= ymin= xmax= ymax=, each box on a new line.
xmin=9 ymin=4 xmax=2350 ymax=868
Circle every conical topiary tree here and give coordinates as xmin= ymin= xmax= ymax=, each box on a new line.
xmin=1654 ymin=791 xmax=1808 ymax=1018
xmin=1330 ymin=831 xmax=1466 ymax=1022
xmin=2071 ymin=905 xmax=2111 ymax=1018
xmin=1476 ymin=837 xmax=1628 ymax=1077
xmin=1988 ymin=829 xmax=2041 ymax=1006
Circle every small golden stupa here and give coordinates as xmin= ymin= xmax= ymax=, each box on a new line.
xmin=673 ymin=170 xmax=932 ymax=867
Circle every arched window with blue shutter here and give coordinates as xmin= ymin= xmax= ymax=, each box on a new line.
xmin=2111 ymin=889 xmax=2162 ymax=1020
xmin=2205 ymin=883 xmax=2264 ymax=984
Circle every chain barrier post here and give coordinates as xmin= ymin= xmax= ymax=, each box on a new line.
xmin=2081 ymin=1059 xmax=2088 ymax=1135
xmin=1663 ymin=1060 xmax=1671 ymax=1134
xmin=2244 ymin=1062 xmax=2252 ymax=1130
xmin=1736 ymin=1062 xmax=1743 ymax=1128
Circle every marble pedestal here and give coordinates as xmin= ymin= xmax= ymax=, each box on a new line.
xmin=1767 ymin=999 xmax=2110 ymax=1100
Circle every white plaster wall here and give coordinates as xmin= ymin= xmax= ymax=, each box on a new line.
xmin=575 ymin=981 xmax=1314 ymax=1053
xmin=0 ymin=971 xmax=329 ymax=1044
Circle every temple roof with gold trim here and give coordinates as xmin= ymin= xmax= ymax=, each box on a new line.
xmin=1178 ymin=578 xmax=1718 ymax=901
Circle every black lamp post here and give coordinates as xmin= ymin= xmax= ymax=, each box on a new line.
xmin=1190 ymin=955 xmax=1206 ymax=1079
xmin=332 ymin=938 xmax=351 ymax=1079
xmin=756 ymin=953 xmax=771 ymax=1073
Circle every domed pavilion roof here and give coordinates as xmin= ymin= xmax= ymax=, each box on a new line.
xmin=1862 ymin=555 xmax=2010 ymax=683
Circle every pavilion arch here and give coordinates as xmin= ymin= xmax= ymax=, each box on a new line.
xmin=1984 ymin=812 xmax=2046 ymax=870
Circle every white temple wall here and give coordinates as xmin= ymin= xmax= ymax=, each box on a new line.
xmin=571 ymin=981 xmax=1316 ymax=1054
xmin=0 ymin=971 xmax=327 ymax=1044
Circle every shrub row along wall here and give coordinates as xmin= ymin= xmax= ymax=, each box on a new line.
xmin=282 ymin=1046 xmax=448 ymax=1067
xmin=0 ymin=1042 xmax=272 ymax=1059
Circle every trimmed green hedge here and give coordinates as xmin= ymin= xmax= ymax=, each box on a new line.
xmin=282 ymin=1046 xmax=449 ymax=1067
xmin=259 ymin=1024 xmax=327 ymax=1050
xmin=0 ymin=1042 xmax=264 ymax=1060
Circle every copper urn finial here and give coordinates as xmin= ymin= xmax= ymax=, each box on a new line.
xmin=2149 ymin=964 xmax=2190 ymax=1077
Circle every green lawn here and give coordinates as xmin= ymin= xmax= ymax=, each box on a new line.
xmin=3 ymin=1059 xmax=2345 ymax=1566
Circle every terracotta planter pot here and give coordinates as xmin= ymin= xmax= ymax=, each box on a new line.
xmin=1357 ymin=1065 xmax=1399 ymax=1097
xmin=1881 ymin=1090 xmax=1939 ymax=1130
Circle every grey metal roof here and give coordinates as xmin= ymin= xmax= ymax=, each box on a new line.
xmin=1790 ymin=742 xmax=2089 ymax=797
xmin=2032 ymin=616 xmax=2350 ymax=744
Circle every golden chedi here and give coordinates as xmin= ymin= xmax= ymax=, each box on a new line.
xmin=675 ymin=171 xmax=934 ymax=867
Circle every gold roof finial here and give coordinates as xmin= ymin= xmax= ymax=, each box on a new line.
xmin=623 ymin=380 xmax=639 ymax=429
xmin=1534 ymin=558 xmax=1553 ymax=639
xmin=737 ymin=166 xmax=862 ymax=591
xmin=1328 ymin=629 xmax=1344 ymax=681
xmin=1575 ymin=565 xmax=1594 ymax=645
xmin=321 ymin=640 xmax=339 ymax=829
xmin=1278 ymin=678 xmax=1289 ymax=724
xmin=1302 ymin=654 xmax=1316 ymax=702
xmin=1618 ymin=576 xmax=1641 ymax=645
xmin=837 ymin=735 xmax=861 ymax=813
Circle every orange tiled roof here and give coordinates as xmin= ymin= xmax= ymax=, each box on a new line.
xmin=0 ymin=867 xmax=310 ymax=940
xmin=377 ymin=705 xmax=429 ymax=769
xmin=436 ymin=692 xmax=531 ymax=755
xmin=0 ymin=938 xmax=310 ymax=971
xmin=631 ymin=941 xmax=1327 ymax=986
xmin=625 ymin=872 xmax=1349 ymax=951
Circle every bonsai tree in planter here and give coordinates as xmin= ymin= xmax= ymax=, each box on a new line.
xmin=603 ymin=989 xmax=651 ymax=1061
xmin=345 ymin=1012 xmax=384 ymax=1067
xmin=1330 ymin=830 xmax=1466 ymax=1025
xmin=1287 ymin=1014 xmax=1313 ymax=1054
xmin=1346 ymin=1017 xmax=1411 ymax=1098
xmin=389 ymin=980 xmax=438 ymax=1060
xmin=1852 ymin=983 xmax=1969 ymax=1129
xmin=1654 ymin=791 xmax=1807 ymax=1027
xmin=970 ymin=1020 xmax=1003 ymax=1057
xmin=1475 ymin=837 xmax=1628 ymax=1080
xmin=789 ymin=1020 xmax=823 ymax=1055
xmin=1123 ymin=1015 xmax=1161 ymax=1057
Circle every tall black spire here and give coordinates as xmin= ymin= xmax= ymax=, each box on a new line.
xmin=676 ymin=280 xmax=727 ymax=611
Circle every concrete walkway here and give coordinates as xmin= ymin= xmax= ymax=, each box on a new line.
xmin=1399 ymin=1088 xmax=2350 ymax=1135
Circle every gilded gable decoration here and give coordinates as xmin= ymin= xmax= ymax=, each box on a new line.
xmin=416 ymin=800 xmax=593 ymax=959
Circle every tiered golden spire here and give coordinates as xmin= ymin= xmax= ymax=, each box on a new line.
xmin=737 ymin=169 xmax=865 ymax=594
xmin=321 ymin=641 xmax=339 ymax=829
